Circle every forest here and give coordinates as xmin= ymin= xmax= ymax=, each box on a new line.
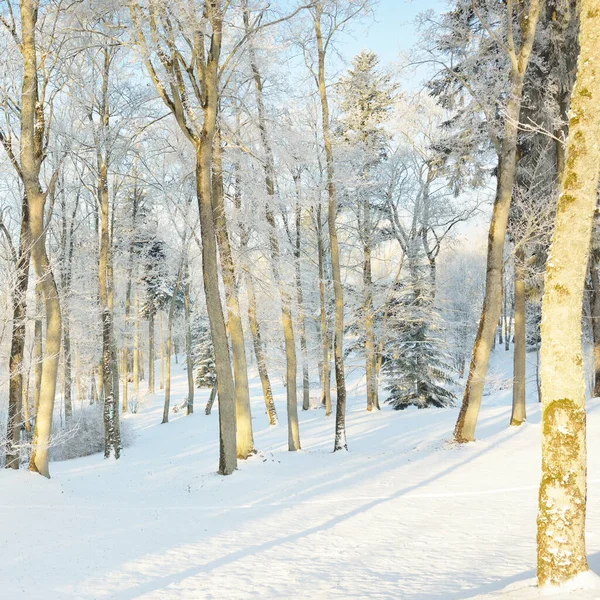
xmin=1 ymin=0 xmax=600 ymax=598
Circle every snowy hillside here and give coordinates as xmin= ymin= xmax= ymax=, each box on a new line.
xmin=2 ymin=351 xmax=600 ymax=600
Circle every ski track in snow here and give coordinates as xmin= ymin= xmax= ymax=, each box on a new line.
xmin=2 ymin=350 xmax=600 ymax=600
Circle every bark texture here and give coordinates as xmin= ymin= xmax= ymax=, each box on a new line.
xmin=20 ymin=0 xmax=62 ymax=478
xmin=212 ymin=134 xmax=254 ymax=458
xmin=537 ymin=2 xmax=600 ymax=586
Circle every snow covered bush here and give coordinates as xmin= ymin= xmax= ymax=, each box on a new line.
xmin=49 ymin=405 xmax=134 ymax=462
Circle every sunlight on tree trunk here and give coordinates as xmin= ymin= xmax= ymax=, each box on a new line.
xmin=454 ymin=0 xmax=543 ymax=443
xmin=537 ymin=1 xmax=600 ymax=586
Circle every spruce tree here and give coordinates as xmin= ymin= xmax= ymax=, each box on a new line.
xmin=192 ymin=316 xmax=217 ymax=390
xmin=382 ymin=277 xmax=455 ymax=410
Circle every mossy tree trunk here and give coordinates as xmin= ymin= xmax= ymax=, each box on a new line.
xmin=537 ymin=1 xmax=600 ymax=586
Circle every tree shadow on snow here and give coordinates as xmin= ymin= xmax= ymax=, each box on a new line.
xmin=442 ymin=551 xmax=600 ymax=600
xmin=107 ymin=425 xmax=525 ymax=600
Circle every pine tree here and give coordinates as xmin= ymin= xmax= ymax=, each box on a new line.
xmin=382 ymin=278 xmax=455 ymax=410
xmin=192 ymin=316 xmax=216 ymax=390
xmin=337 ymin=50 xmax=396 ymax=411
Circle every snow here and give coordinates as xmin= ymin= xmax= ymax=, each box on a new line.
xmin=2 ymin=349 xmax=600 ymax=599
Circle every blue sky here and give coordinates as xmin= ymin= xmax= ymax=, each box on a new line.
xmin=340 ymin=0 xmax=447 ymax=64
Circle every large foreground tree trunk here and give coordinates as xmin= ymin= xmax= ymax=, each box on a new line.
xmin=454 ymin=0 xmax=542 ymax=442
xmin=195 ymin=34 xmax=238 ymax=472
xmin=196 ymin=141 xmax=237 ymax=474
xmin=537 ymin=3 xmax=600 ymax=586
xmin=212 ymin=134 xmax=254 ymax=458
xmin=20 ymin=0 xmax=62 ymax=478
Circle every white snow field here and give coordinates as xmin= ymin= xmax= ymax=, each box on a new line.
xmin=3 ymin=352 xmax=600 ymax=600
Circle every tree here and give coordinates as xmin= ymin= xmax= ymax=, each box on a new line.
xmin=307 ymin=0 xmax=372 ymax=451
xmin=536 ymin=0 xmax=600 ymax=587
xmin=193 ymin=316 xmax=216 ymax=390
xmin=382 ymin=279 xmax=455 ymax=410
xmin=337 ymin=50 xmax=396 ymax=411
xmin=13 ymin=0 xmax=64 ymax=478
xmin=443 ymin=0 xmax=544 ymax=443
xmin=242 ymin=1 xmax=299 ymax=450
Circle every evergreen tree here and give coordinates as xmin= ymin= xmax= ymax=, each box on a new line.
xmin=336 ymin=50 xmax=396 ymax=411
xmin=382 ymin=270 xmax=455 ymax=410
xmin=192 ymin=316 xmax=216 ymax=389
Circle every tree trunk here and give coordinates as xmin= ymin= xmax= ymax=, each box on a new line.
xmin=454 ymin=0 xmax=542 ymax=442
xmin=162 ymin=254 xmax=185 ymax=424
xmin=316 ymin=204 xmax=332 ymax=416
xmin=184 ymin=260 xmax=194 ymax=415
xmin=5 ymin=197 xmax=31 ymax=469
xmin=315 ymin=7 xmax=347 ymax=449
xmin=98 ymin=163 xmax=120 ymax=459
xmin=122 ymin=193 xmax=138 ymax=414
xmin=537 ymin=4 xmax=600 ymax=585
xmin=148 ymin=313 xmax=155 ymax=394
xmin=21 ymin=0 xmax=62 ymax=478
xmin=60 ymin=192 xmax=77 ymax=425
xmin=27 ymin=197 xmax=62 ymax=478
xmin=364 ymin=241 xmax=378 ymax=411
xmin=212 ymin=133 xmax=254 ymax=458
xmin=245 ymin=275 xmax=278 ymax=425
xmin=242 ymin=13 xmax=299 ymax=448
xmin=590 ymin=248 xmax=600 ymax=397
xmin=293 ymin=176 xmax=311 ymax=411
xmin=505 ymin=290 xmax=513 ymax=351
xmin=205 ymin=385 xmax=217 ymax=415
xmin=159 ymin=311 xmax=164 ymax=390
xmin=231 ymin=160 xmax=278 ymax=425
xmin=32 ymin=289 xmax=43 ymax=418
xmin=511 ymin=246 xmax=526 ymax=425
xmin=133 ymin=290 xmax=140 ymax=410
xmin=194 ymin=38 xmax=238 ymax=474
xmin=63 ymin=309 xmax=73 ymax=424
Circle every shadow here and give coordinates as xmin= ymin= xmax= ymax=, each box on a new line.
xmin=109 ymin=427 xmax=522 ymax=600
xmin=442 ymin=551 xmax=600 ymax=600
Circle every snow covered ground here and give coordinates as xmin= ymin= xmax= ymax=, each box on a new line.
xmin=2 ymin=350 xmax=600 ymax=600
